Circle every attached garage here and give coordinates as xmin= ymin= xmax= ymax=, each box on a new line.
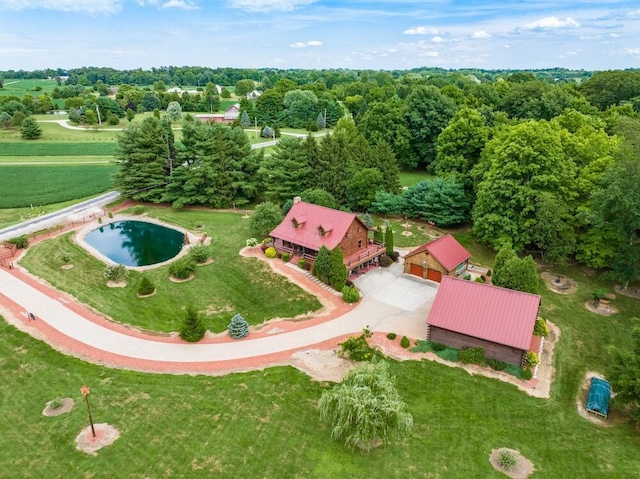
xmin=410 ymin=264 xmax=424 ymax=277
xmin=426 ymin=268 xmax=442 ymax=283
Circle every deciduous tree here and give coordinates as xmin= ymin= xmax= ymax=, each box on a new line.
xmin=248 ymin=201 xmax=283 ymax=238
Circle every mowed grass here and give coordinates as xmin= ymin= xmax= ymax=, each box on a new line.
xmin=0 ymin=122 xmax=122 ymax=142
xmin=0 ymin=196 xmax=105 ymax=230
xmin=0 ymin=165 xmax=117 ymax=208
xmin=0 ymin=78 xmax=58 ymax=96
xmin=0 ymin=142 xmax=117 ymax=156
xmin=20 ymin=209 xmax=322 ymax=333
xmin=1 ymin=318 xmax=640 ymax=478
xmin=399 ymin=168 xmax=433 ymax=187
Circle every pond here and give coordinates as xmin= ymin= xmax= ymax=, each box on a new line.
xmin=84 ymin=220 xmax=185 ymax=267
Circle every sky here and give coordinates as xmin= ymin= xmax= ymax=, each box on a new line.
xmin=1 ymin=0 xmax=639 ymax=72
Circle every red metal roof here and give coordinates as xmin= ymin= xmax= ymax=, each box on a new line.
xmin=269 ymin=201 xmax=364 ymax=251
xmin=427 ymin=276 xmax=541 ymax=350
xmin=406 ymin=234 xmax=470 ymax=272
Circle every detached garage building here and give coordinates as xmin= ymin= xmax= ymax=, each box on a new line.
xmin=404 ymin=234 xmax=470 ymax=283
xmin=426 ymin=276 xmax=541 ymax=366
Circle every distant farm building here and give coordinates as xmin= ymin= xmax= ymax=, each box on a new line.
xmin=195 ymin=103 xmax=240 ymax=124
xmin=403 ymin=234 xmax=470 ymax=283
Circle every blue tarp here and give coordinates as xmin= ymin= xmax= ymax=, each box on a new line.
xmin=586 ymin=377 xmax=611 ymax=418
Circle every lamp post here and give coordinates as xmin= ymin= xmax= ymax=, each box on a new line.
xmin=80 ymin=384 xmax=96 ymax=438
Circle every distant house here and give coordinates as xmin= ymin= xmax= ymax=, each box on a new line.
xmin=167 ymin=87 xmax=184 ymax=94
xmin=195 ymin=103 xmax=240 ymax=124
xmin=403 ymin=234 xmax=470 ymax=283
xmin=246 ymin=90 xmax=263 ymax=99
xmin=269 ymin=198 xmax=386 ymax=270
xmin=426 ymin=276 xmax=541 ymax=366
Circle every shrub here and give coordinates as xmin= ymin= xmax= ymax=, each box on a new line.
xmin=189 ymin=244 xmax=211 ymax=263
xmin=524 ymin=351 xmax=539 ymax=368
xmin=521 ymin=367 xmax=533 ymax=380
xmin=436 ymin=348 xmax=459 ymax=362
xmin=7 ymin=235 xmax=29 ymax=249
xmin=533 ymin=317 xmax=549 ymax=337
xmin=130 ymin=205 xmax=145 ymax=215
xmin=340 ymin=327 xmax=381 ymax=362
xmin=265 ymin=247 xmax=277 ymax=258
xmin=56 ymin=252 xmax=71 ymax=264
xmin=379 ymin=255 xmax=393 ymax=267
xmin=463 ymin=274 xmax=472 ymax=280
xmin=486 ymin=269 xmax=492 ymax=277
xmin=480 ymin=274 xmax=486 ymax=281
xmin=179 ymin=305 xmax=206 ymax=342
xmin=458 ymin=347 xmax=485 ymax=365
xmin=389 ymin=251 xmax=400 ymax=262
xmin=49 ymin=397 xmax=64 ymax=409
xmin=228 ymin=313 xmax=249 ymax=339
xmin=486 ymin=358 xmax=508 ymax=371
xmin=387 ymin=333 xmax=397 ymax=340
xmin=345 ymin=279 xmax=354 ymax=287
xmin=282 ymin=252 xmax=290 ymax=262
xmin=298 ymin=258 xmax=306 ymax=269
xmin=246 ymin=237 xmax=259 ymax=248
xmin=400 ymin=336 xmax=410 ymax=348
xmin=97 ymin=216 xmax=102 ymax=224
xmin=103 ymin=263 xmax=129 ymax=282
xmin=474 ymin=276 xmax=485 ymax=283
xmin=342 ymin=285 xmax=360 ymax=303
xmin=137 ymin=276 xmax=155 ymax=295
xmin=431 ymin=342 xmax=447 ymax=352
xmin=497 ymin=450 xmax=518 ymax=471
xmin=108 ymin=212 xmax=114 ymax=219
xmin=592 ymin=288 xmax=608 ymax=307
xmin=169 ymin=257 xmax=195 ymax=279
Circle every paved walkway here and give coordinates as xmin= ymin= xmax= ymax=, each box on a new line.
xmin=0 ymin=233 xmax=431 ymax=375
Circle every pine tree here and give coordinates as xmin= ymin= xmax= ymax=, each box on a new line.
xmin=228 ymin=313 xmax=249 ymax=339
xmin=179 ymin=305 xmax=206 ymax=342
xmin=312 ymin=246 xmax=332 ymax=285
xmin=20 ymin=117 xmax=43 ymax=139
xmin=385 ymin=226 xmax=394 ymax=256
xmin=328 ymin=247 xmax=347 ymax=290
xmin=240 ymin=109 xmax=251 ymax=128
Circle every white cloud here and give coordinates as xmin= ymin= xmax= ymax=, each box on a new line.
xmin=471 ymin=30 xmax=491 ymax=39
xmin=432 ymin=36 xmax=444 ymax=43
xmin=625 ymin=48 xmax=640 ymax=55
xmin=610 ymin=33 xmax=620 ymax=38
xmin=503 ymin=44 xmax=511 ymax=48
xmin=161 ymin=0 xmax=198 ymax=9
xmin=403 ymin=26 xmax=442 ymax=36
xmin=420 ymin=51 xmax=439 ymax=57
xmin=0 ymin=0 xmax=122 ymax=14
xmin=227 ymin=0 xmax=316 ymax=13
xmin=387 ymin=48 xmax=397 ymax=53
xmin=520 ymin=16 xmax=580 ymax=30
xmin=289 ymin=40 xmax=322 ymax=48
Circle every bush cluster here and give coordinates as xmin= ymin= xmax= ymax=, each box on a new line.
xmin=281 ymin=252 xmax=290 ymax=262
xmin=339 ymin=328 xmax=381 ymax=362
xmin=388 ymin=251 xmax=400 ymax=262
xmin=103 ymin=263 xmax=129 ymax=282
xmin=137 ymin=276 xmax=155 ymax=295
xmin=245 ymin=237 xmax=259 ymax=248
xmin=474 ymin=276 xmax=485 ymax=283
xmin=379 ymin=255 xmax=393 ymax=267
xmin=265 ymin=247 xmax=277 ymax=258
xmin=533 ymin=317 xmax=549 ymax=337
xmin=386 ymin=333 xmax=397 ymax=340
xmin=431 ymin=342 xmax=447 ymax=352
xmin=189 ymin=244 xmax=211 ymax=263
xmin=486 ymin=358 xmax=508 ymax=371
xmin=130 ymin=205 xmax=145 ymax=215
xmin=524 ymin=351 xmax=539 ymax=368
xmin=342 ymin=285 xmax=360 ymax=303
xmin=458 ymin=347 xmax=485 ymax=365
xmin=400 ymin=336 xmax=410 ymax=348
xmin=169 ymin=257 xmax=196 ymax=279
xmin=7 ymin=235 xmax=29 ymax=249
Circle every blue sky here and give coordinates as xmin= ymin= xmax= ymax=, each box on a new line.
xmin=1 ymin=0 xmax=639 ymax=72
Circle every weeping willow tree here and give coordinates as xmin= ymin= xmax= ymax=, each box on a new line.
xmin=318 ymin=361 xmax=413 ymax=451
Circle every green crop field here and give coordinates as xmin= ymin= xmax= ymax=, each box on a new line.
xmin=0 ymin=78 xmax=59 ymax=96
xmin=0 ymin=165 xmax=117 ymax=208
xmin=0 ymin=142 xmax=117 ymax=156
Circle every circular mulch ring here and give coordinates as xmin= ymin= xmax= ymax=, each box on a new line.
xmin=541 ymin=272 xmax=577 ymax=295
xmin=75 ymin=423 xmax=120 ymax=455
xmin=106 ymin=280 xmax=127 ymax=288
xmin=169 ymin=274 xmax=194 ymax=283
xmin=196 ymin=258 xmax=213 ymax=266
xmin=61 ymin=264 xmax=75 ymax=270
xmin=42 ymin=397 xmax=74 ymax=417
xmin=489 ymin=448 xmax=534 ymax=478
xmin=136 ymin=290 xmax=157 ymax=298
xmin=401 ymin=231 xmax=413 ymax=236
xmin=614 ymin=285 xmax=640 ymax=299
xmin=584 ymin=301 xmax=618 ymax=316
xmin=576 ymin=372 xmax=611 ymax=427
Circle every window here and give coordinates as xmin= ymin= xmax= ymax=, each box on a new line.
xmin=358 ymin=240 xmax=363 ymax=248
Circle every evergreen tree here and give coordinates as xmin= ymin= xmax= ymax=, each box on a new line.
xmin=300 ymin=188 xmax=337 ymax=209
xmin=228 ymin=313 xmax=249 ymax=339
xmin=113 ymin=116 xmax=174 ymax=202
xmin=312 ymin=246 xmax=332 ymax=284
xmin=179 ymin=305 xmax=206 ymax=342
xmin=20 ymin=117 xmax=42 ymax=139
xmin=361 ymin=213 xmax=374 ymax=228
xmin=606 ymin=320 xmax=640 ymax=423
xmin=258 ymin=136 xmax=311 ymax=203
xmin=385 ymin=226 xmax=394 ymax=256
xmin=328 ymin=247 xmax=347 ymax=290
xmin=240 ymin=109 xmax=251 ymax=128
xmin=493 ymin=253 xmax=540 ymax=294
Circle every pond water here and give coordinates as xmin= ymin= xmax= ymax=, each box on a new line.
xmin=84 ymin=220 xmax=184 ymax=267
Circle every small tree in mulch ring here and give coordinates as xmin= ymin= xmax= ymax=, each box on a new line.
xmin=228 ymin=313 xmax=249 ymax=339
xmin=497 ymin=450 xmax=518 ymax=471
xmin=592 ymin=288 xmax=608 ymax=308
xmin=137 ymin=276 xmax=155 ymax=296
xmin=179 ymin=305 xmax=206 ymax=342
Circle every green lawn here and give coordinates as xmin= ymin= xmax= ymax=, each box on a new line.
xmin=0 ymin=122 xmax=122 ymax=142
xmin=0 ymin=142 xmax=117 ymax=156
xmin=0 ymin=164 xmax=117 ymax=208
xmin=20 ymin=209 xmax=322 ymax=333
xmin=399 ymin=169 xmax=433 ymax=187
xmin=0 ymin=156 xmax=113 ymax=165
xmin=1 ymin=317 xmax=639 ymax=478
xmin=0 ymin=78 xmax=59 ymax=96
xmin=0 ymin=196 xmax=107 ymax=230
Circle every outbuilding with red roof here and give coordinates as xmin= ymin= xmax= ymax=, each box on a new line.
xmin=426 ymin=276 xmax=541 ymax=366
xmin=269 ymin=198 xmax=386 ymax=270
xmin=403 ymin=234 xmax=470 ymax=283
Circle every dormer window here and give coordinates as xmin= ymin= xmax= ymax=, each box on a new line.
xmin=292 ymin=214 xmax=307 ymax=228
xmin=318 ymin=223 xmax=333 ymax=236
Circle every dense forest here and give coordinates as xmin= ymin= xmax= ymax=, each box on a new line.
xmin=2 ymin=67 xmax=640 ymax=286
